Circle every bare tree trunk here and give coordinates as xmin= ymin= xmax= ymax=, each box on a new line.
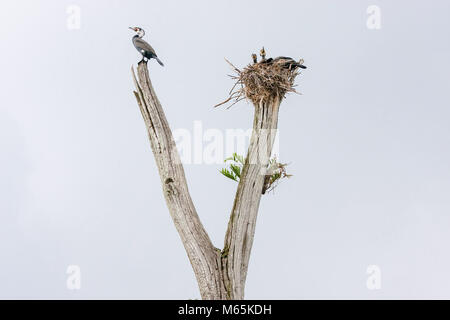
xmin=132 ymin=62 xmax=226 ymax=299
xmin=132 ymin=62 xmax=281 ymax=300
xmin=222 ymin=98 xmax=281 ymax=299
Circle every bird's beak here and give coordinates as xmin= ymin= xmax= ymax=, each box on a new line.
xmin=129 ymin=27 xmax=135 ymax=31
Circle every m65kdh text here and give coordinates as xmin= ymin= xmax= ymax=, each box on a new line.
xmin=223 ymin=304 xmax=271 ymax=315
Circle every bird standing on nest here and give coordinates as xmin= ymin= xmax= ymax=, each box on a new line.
xmin=129 ymin=27 xmax=164 ymax=66
xmin=258 ymin=47 xmax=306 ymax=70
xmin=273 ymin=56 xmax=307 ymax=70
xmin=264 ymin=56 xmax=307 ymax=70
xmin=260 ymin=47 xmax=266 ymax=61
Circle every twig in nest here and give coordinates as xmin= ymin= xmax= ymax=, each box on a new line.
xmin=214 ymin=55 xmax=302 ymax=109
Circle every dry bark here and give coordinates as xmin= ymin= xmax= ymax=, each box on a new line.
xmin=132 ymin=61 xmax=281 ymax=299
xmin=222 ymin=97 xmax=280 ymax=299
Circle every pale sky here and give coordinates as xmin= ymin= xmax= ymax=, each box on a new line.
xmin=1 ymin=0 xmax=450 ymax=299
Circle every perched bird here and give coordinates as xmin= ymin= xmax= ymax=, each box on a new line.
xmin=129 ymin=27 xmax=164 ymax=66
xmin=265 ymin=56 xmax=307 ymax=70
xmin=251 ymin=53 xmax=258 ymax=64
xmin=260 ymin=47 xmax=266 ymax=61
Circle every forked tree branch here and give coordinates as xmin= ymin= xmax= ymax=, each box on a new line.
xmin=132 ymin=58 xmax=293 ymax=300
xmin=132 ymin=62 xmax=226 ymax=299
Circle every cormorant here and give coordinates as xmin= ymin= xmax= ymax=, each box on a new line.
xmin=260 ymin=47 xmax=266 ymax=61
xmin=251 ymin=53 xmax=258 ymax=64
xmin=129 ymin=27 xmax=164 ymax=66
xmin=265 ymin=56 xmax=307 ymax=70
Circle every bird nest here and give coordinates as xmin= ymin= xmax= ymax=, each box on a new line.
xmin=215 ymin=58 xmax=301 ymax=108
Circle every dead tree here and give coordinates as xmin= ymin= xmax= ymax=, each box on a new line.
xmin=131 ymin=53 xmax=304 ymax=299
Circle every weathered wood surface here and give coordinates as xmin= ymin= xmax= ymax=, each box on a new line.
xmin=222 ymin=98 xmax=281 ymax=299
xmin=132 ymin=62 xmax=226 ymax=299
xmin=132 ymin=62 xmax=281 ymax=299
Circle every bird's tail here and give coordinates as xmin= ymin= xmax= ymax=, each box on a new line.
xmin=156 ymin=57 xmax=164 ymax=67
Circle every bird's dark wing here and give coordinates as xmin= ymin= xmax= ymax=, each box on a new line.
xmin=273 ymin=56 xmax=307 ymax=69
xmin=275 ymin=56 xmax=294 ymax=60
xmin=133 ymin=37 xmax=157 ymax=56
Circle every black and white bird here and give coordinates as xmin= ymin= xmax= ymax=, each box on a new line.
xmin=264 ymin=56 xmax=307 ymax=70
xmin=251 ymin=53 xmax=258 ymax=64
xmin=129 ymin=27 xmax=164 ymax=66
